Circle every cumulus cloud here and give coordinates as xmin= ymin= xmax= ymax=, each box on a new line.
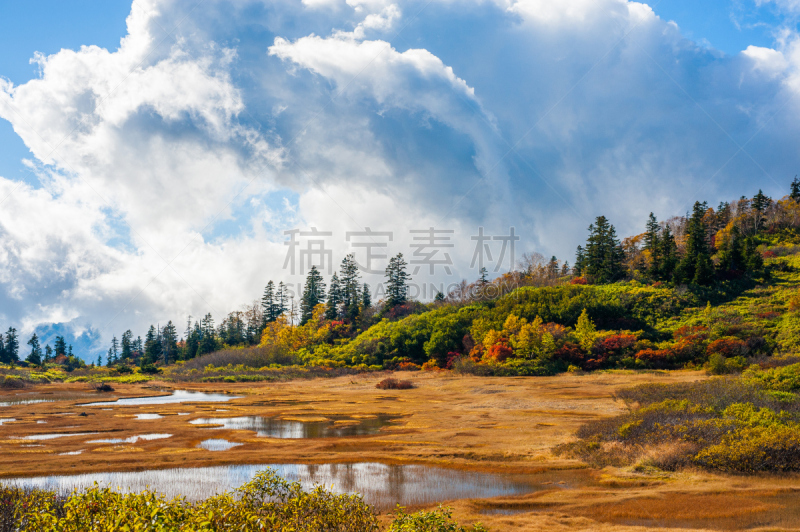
xmin=1 ymin=0 xmax=800 ymax=356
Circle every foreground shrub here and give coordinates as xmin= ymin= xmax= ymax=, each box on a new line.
xmin=388 ymin=506 xmax=487 ymax=532
xmin=376 ymin=378 xmax=414 ymax=390
xmin=0 ymin=376 xmax=26 ymax=389
xmin=89 ymin=382 xmax=114 ymax=392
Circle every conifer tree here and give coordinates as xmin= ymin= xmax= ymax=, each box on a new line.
xmin=109 ymin=336 xmax=119 ymax=365
xmin=385 ymin=253 xmax=411 ymax=308
xmin=276 ymin=282 xmax=288 ymax=318
xmin=675 ymin=201 xmax=714 ymax=285
xmin=575 ymin=309 xmax=597 ymax=352
xmin=644 ymin=213 xmax=661 ymax=279
xmin=0 ymin=333 xmax=5 ymax=364
xmin=143 ymin=325 xmax=160 ymax=365
xmin=53 ymin=335 xmax=66 ymax=357
xmin=5 ymin=328 xmax=19 ymax=365
xmin=791 ymin=177 xmax=800 ymax=203
xmin=325 ymin=273 xmax=342 ymax=320
xmin=262 ymin=281 xmax=279 ymax=324
xmin=26 ymin=333 xmax=42 ymax=366
xmin=574 ymin=246 xmax=586 ymax=276
xmin=162 ymin=321 xmax=178 ymax=364
xmin=339 ymin=254 xmax=361 ymax=319
xmin=546 ymin=257 xmax=559 ymax=279
xmin=659 ymin=225 xmax=678 ymax=281
xmin=300 ymin=266 xmax=327 ymax=325
xmin=361 ymin=283 xmax=371 ymax=310
xmin=751 ymin=189 xmax=771 ymax=232
xmin=743 ymin=237 xmax=764 ymax=272
xmin=718 ymin=225 xmax=744 ymax=272
xmin=199 ymin=314 xmax=217 ymax=355
xmin=581 ymin=216 xmax=624 ymax=283
xmin=44 ymin=345 xmax=53 ymax=362
xmin=121 ymin=330 xmax=133 ymax=360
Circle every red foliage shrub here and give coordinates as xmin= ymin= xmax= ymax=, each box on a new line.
xmin=445 ymin=352 xmax=462 ymax=369
xmin=554 ymin=342 xmax=589 ymax=368
xmin=486 ymin=342 xmax=513 ymax=362
xmin=707 ymin=338 xmax=749 ymax=358
xmin=397 ymin=362 xmax=421 ymax=371
xmin=570 ymin=277 xmax=588 ymax=285
xmin=376 ymin=378 xmax=414 ymax=390
xmin=762 ymin=250 xmax=778 ymax=259
xmin=635 ymin=348 xmax=676 ymax=369
xmin=673 ymin=325 xmax=708 ymax=343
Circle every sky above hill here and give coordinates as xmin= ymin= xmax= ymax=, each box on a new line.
xmin=1 ymin=0 xmax=799 ymax=357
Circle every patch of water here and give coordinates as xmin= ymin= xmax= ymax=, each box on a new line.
xmin=13 ymin=432 xmax=98 ymax=440
xmin=37 ymin=420 xmax=47 ymax=424
xmin=177 ymin=413 xmax=190 ymax=416
xmin=135 ymin=414 xmax=163 ymax=420
xmin=87 ymin=434 xmax=172 ymax=444
xmin=189 ymin=415 xmax=396 ymax=439
xmin=198 ymin=439 xmax=243 ymax=451
xmin=59 ymin=450 xmax=84 ymax=456
xmin=0 ymin=418 xmax=16 ymax=425
xmin=79 ymin=390 xmax=243 ymax=407
xmin=0 ymin=399 xmax=53 ymax=407
xmin=0 ymin=463 xmax=541 ymax=509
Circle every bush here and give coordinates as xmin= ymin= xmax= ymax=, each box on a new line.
xmin=139 ymin=363 xmax=162 ymax=375
xmin=376 ymin=378 xmax=414 ymax=390
xmin=113 ymin=364 xmax=133 ymax=374
xmin=389 ymin=506 xmax=487 ymax=532
xmin=90 ymin=382 xmax=114 ymax=392
xmin=0 ymin=376 xmax=27 ymax=389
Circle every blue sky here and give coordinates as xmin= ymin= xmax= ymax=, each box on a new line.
xmin=0 ymin=0 xmax=799 ymax=358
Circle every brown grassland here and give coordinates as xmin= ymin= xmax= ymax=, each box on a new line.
xmin=2 ymin=369 xmax=800 ymax=531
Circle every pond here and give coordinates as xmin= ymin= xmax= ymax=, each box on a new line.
xmin=79 ymin=390 xmax=244 ymax=407
xmin=12 ymin=432 xmax=98 ymax=440
xmin=197 ymin=439 xmax=242 ymax=451
xmin=0 ymin=463 xmax=543 ymax=509
xmin=189 ymin=415 xmax=397 ymax=439
xmin=86 ymin=434 xmax=172 ymax=444
xmin=135 ymin=414 xmax=163 ymax=420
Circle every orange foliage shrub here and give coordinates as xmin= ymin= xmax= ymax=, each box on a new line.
xmin=570 ymin=277 xmax=588 ymax=285
xmin=376 ymin=378 xmax=414 ymax=390
xmin=707 ymin=337 xmax=750 ymax=358
xmin=421 ymin=360 xmax=440 ymax=371
xmin=485 ymin=342 xmax=513 ymax=362
xmin=397 ymin=362 xmax=421 ymax=371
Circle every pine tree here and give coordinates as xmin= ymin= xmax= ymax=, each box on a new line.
xmin=574 ymin=246 xmax=586 ymax=276
xmin=262 ymin=281 xmax=279 ymax=324
xmin=546 ymin=257 xmax=559 ymax=278
xmin=0 ymin=333 xmax=5 ymax=364
xmin=361 ymin=283 xmax=371 ymax=310
xmin=44 ymin=345 xmax=53 ymax=362
xmin=109 ymin=336 xmax=119 ymax=365
xmin=751 ymin=189 xmax=771 ymax=232
xmin=97 ymin=353 xmax=103 ymax=367
xmin=385 ymin=253 xmax=411 ymax=308
xmin=276 ymin=282 xmax=288 ymax=318
xmin=53 ymin=335 xmax=67 ymax=357
xmin=106 ymin=347 xmax=116 ymax=367
xmin=659 ymin=225 xmax=678 ymax=281
xmin=675 ymin=201 xmax=714 ymax=285
xmin=644 ymin=213 xmax=662 ymax=280
xmin=143 ymin=325 xmax=159 ymax=365
xmin=5 ymin=328 xmax=19 ymax=365
xmin=162 ymin=321 xmax=178 ymax=365
xmin=26 ymin=333 xmax=42 ymax=366
xmin=581 ymin=216 xmax=624 ymax=283
xmin=199 ymin=314 xmax=217 ymax=355
xmin=561 ymin=261 xmax=570 ymax=276
xmin=300 ymin=266 xmax=327 ymax=325
xmin=791 ymin=177 xmax=800 ymax=203
xmin=121 ymin=330 xmax=133 ymax=360
xmin=325 ymin=273 xmax=342 ymax=320
xmin=339 ymin=254 xmax=361 ymax=319
xmin=743 ymin=237 xmax=764 ymax=272
xmin=718 ymin=225 xmax=744 ymax=272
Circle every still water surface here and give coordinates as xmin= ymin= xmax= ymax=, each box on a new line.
xmin=80 ymin=390 xmax=243 ymax=407
xmin=189 ymin=415 xmax=396 ymax=438
xmin=0 ymin=463 xmax=541 ymax=509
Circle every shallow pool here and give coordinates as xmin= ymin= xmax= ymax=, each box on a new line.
xmin=0 ymin=463 xmax=542 ymax=509
xmin=189 ymin=415 xmax=397 ymax=439
xmin=197 ymin=439 xmax=242 ymax=451
xmin=79 ymin=390 xmax=243 ymax=407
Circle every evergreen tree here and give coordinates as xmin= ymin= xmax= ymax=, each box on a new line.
xmin=644 ymin=213 xmax=662 ymax=279
xmin=659 ymin=225 xmax=678 ymax=281
xmin=434 ymin=291 xmax=445 ymax=302
xmin=106 ymin=347 xmax=116 ymax=367
xmin=109 ymin=336 xmax=119 ymax=365
xmin=561 ymin=261 xmax=570 ymax=276
xmin=199 ymin=313 xmax=217 ymax=355
xmin=121 ymin=330 xmax=133 ymax=360
xmin=339 ymin=254 xmax=361 ymax=319
xmin=26 ymin=333 xmax=42 ymax=366
xmin=53 ymin=335 xmax=67 ymax=357
xmin=675 ymin=202 xmax=714 ymax=285
xmin=581 ymin=216 xmax=624 ymax=283
xmin=5 ymin=328 xmax=19 ymax=365
xmin=718 ymin=225 xmax=744 ymax=272
xmin=384 ymin=253 xmax=411 ymax=308
xmin=276 ymin=282 xmax=288 ymax=318
xmin=791 ymin=177 xmax=800 ymax=203
xmin=143 ymin=325 xmax=163 ymax=365
xmin=574 ymin=246 xmax=586 ymax=276
xmin=97 ymin=353 xmax=102 ymax=367
xmin=751 ymin=189 xmax=771 ymax=232
xmin=185 ymin=320 xmax=200 ymax=360
xmin=162 ymin=321 xmax=178 ymax=365
xmin=44 ymin=345 xmax=53 ymax=362
xmin=325 ymin=273 xmax=342 ymax=320
xmin=300 ymin=266 xmax=327 ymax=325
xmin=361 ymin=283 xmax=371 ymax=310
xmin=546 ymin=257 xmax=559 ymax=278
xmin=743 ymin=237 xmax=764 ymax=272
xmin=0 ymin=333 xmax=5 ymax=364
xmin=262 ymin=281 xmax=279 ymax=324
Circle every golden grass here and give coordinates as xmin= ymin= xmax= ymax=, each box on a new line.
xmin=2 ymin=371 xmax=800 ymax=531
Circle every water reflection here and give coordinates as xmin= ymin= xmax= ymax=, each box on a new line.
xmin=197 ymin=439 xmax=242 ymax=451
xmin=87 ymin=434 xmax=171 ymax=444
xmin=13 ymin=432 xmax=98 ymax=440
xmin=0 ymin=463 xmax=540 ymax=509
xmin=189 ymin=415 xmax=396 ymax=438
xmin=135 ymin=414 xmax=163 ymax=420
xmin=80 ymin=390 xmax=243 ymax=407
